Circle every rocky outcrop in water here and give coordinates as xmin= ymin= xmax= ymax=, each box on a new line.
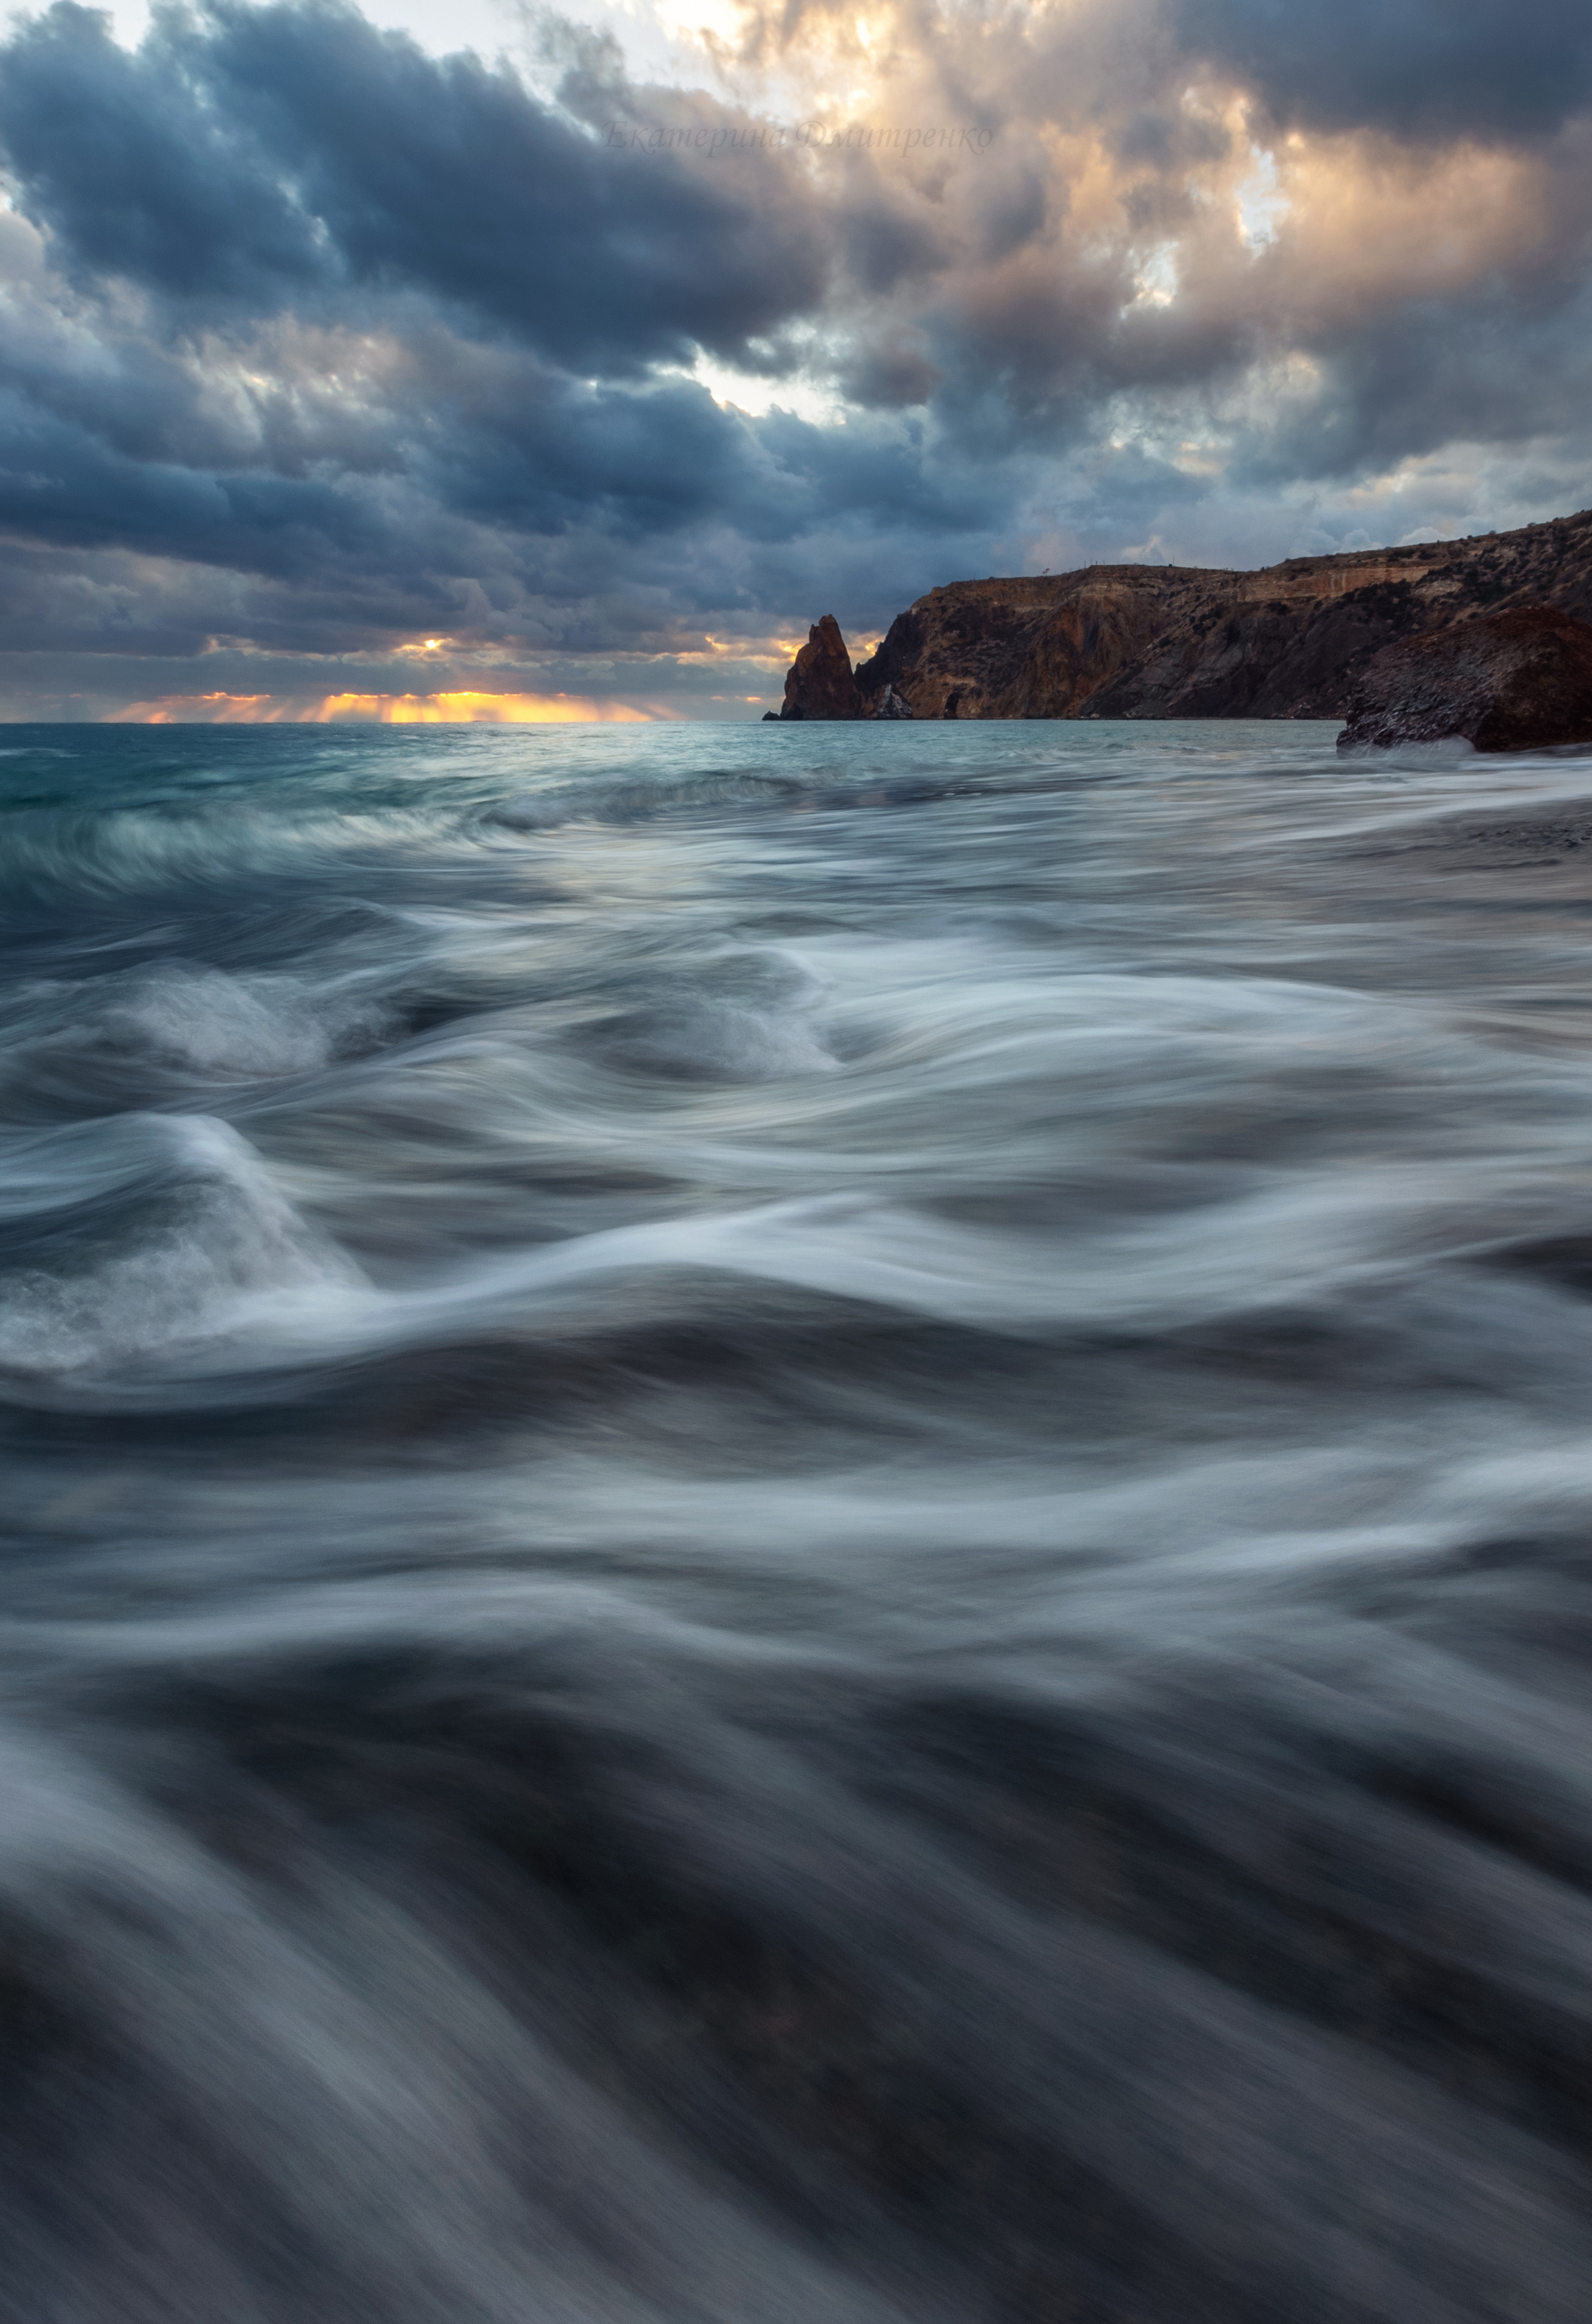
xmin=1337 ymin=605 xmax=1592 ymax=751
xmin=873 ymin=683 xmax=914 ymax=720
xmin=779 ymin=614 xmax=863 ymax=720
xmin=804 ymin=506 xmax=1592 ymax=722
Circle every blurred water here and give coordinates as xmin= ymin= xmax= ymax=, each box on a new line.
xmin=3 ymin=716 xmax=1592 ymax=2321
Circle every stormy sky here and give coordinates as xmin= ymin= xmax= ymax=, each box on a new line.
xmin=1 ymin=0 xmax=1590 ymax=720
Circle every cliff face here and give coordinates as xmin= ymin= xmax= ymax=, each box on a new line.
xmin=849 ymin=509 xmax=1592 ymax=720
xmin=1338 ymin=606 xmax=1592 ymax=752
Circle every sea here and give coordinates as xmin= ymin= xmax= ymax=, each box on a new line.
xmin=1 ymin=716 xmax=1591 ymax=2323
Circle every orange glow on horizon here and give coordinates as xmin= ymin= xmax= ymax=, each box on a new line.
xmin=314 ymin=691 xmax=652 ymax=724
xmin=107 ymin=689 xmax=654 ymax=726
xmin=108 ymin=692 xmax=290 ymax=724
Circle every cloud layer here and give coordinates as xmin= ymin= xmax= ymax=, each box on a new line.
xmin=0 ymin=0 xmax=1589 ymax=717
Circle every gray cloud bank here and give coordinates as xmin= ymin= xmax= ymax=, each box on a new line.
xmin=0 ymin=0 xmax=1588 ymax=716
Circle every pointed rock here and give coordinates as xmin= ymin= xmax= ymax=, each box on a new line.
xmin=780 ymin=615 xmax=863 ymax=720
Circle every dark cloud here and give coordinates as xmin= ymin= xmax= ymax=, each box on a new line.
xmin=0 ymin=299 xmax=995 ymax=564
xmin=0 ymin=1 xmax=834 ymax=369
xmin=0 ymin=4 xmax=322 ymax=299
xmin=1231 ymin=279 xmax=1592 ymax=487
xmin=1109 ymin=107 xmax=1229 ymax=168
xmin=836 ymin=335 xmax=944 ymax=410
xmin=1179 ymin=0 xmax=1592 ymax=142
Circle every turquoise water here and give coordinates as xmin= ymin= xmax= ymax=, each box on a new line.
xmin=2 ymin=716 xmax=1591 ymax=2322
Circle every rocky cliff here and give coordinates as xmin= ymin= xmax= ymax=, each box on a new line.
xmin=1338 ymin=605 xmax=1592 ymax=752
xmin=840 ymin=507 xmax=1592 ymax=720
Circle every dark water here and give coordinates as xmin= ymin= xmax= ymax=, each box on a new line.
xmin=3 ymin=716 xmax=1592 ymax=2323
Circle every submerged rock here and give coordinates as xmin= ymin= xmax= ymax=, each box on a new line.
xmin=779 ymin=615 xmax=863 ymax=721
xmin=1338 ymin=604 xmax=1592 ymax=752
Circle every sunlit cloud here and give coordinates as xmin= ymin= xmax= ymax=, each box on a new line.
xmin=1235 ymin=145 xmax=1288 ymax=250
xmin=683 ymin=355 xmax=849 ymax=426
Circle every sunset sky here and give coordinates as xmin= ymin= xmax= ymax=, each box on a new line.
xmin=1 ymin=0 xmax=1589 ymax=720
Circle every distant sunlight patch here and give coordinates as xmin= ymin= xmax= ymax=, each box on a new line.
xmin=108 ymin=692 xmax=291 ymax=724
xmin=314 ymin=691 xmax=652 ymax=724
xmin=107 ymin=690 xmax=652 ymax=725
